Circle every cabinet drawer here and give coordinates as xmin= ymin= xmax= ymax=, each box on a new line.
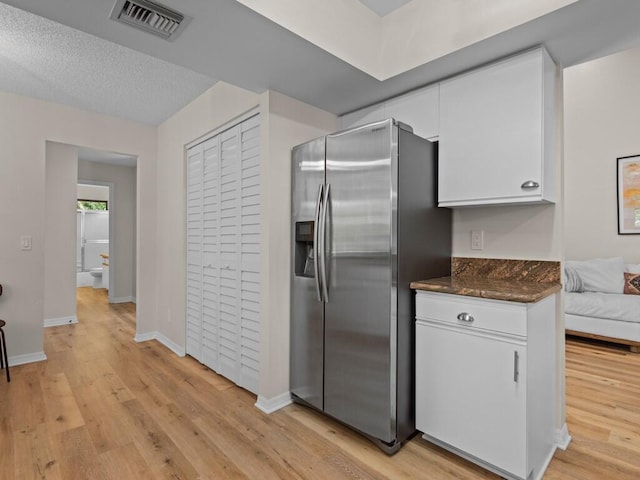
xmin=415 ymin=292 xmax=527 ymax=337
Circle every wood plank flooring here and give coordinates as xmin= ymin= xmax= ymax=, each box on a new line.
xmin=0 ymin=287 xmax=639 ymax=479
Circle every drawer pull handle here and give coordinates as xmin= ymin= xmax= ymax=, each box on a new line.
xmin=456 ymin=312 xmax=474 ymax=323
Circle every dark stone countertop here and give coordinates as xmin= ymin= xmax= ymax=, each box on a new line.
xmin=410 ymin=276 xmax=561 ymax=303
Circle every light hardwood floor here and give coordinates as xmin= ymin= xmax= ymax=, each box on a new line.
xmin=0 ymin=287 xmax=639 ymax=479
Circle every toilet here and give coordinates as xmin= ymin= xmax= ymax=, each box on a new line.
xmin=89 ymin=268 xmax=103 ymax=288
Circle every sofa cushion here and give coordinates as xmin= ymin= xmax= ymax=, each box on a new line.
xmin=566 ymin=257 xmax=626 ymax=294
xmin=624 ymin=272 xmax=640 ymax=295
xmin=563 ymin=265 xmax=584 ymax=292
xmin=565 ymin=291 xmax=640 ymax=323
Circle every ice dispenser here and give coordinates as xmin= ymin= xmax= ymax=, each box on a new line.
xmin=294 ymin=221 xmax=315 ymax=278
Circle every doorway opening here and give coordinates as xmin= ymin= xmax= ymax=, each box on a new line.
xmin=76 ymin=183 xmax=111 ymax=293
xmin=76 ymin=147 xmax=138 ymax=308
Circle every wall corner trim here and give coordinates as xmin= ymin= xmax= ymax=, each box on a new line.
xmin=555 ymin=423 xmax=572 ymax=450
xmin=44 ymin=316 xmax=78 ymax=328
xmin=134 ymin=331 xmax=186 ymax=357
xmin=8 ymin=351 xmax=47 ymax=367
xmin=255 ymin=392 xmax=293 ymax=414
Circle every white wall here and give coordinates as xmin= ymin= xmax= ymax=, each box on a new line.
xmin=452 ymin=205 xmax=562 ymax=259
xmin=77 ymin=184 xmax=109 ymax=202
xmin=78 ymin=160 xmax=137 ymax=301
xmin=0 ymin=90 xmax=156 ymax=364
xmin=44 ymin=142 xmax=79 ymax=324
xmin=564 ymin=46 xmax=640 ymax=263
xmin=258 ymin=91 xmax=337 ymax=400
xmin=155 ymin=82 xmax=262 ymax=350
xmin=155 ymin=82 xmax=336 ymax=401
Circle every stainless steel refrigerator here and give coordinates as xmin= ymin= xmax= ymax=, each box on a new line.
xmin=290 ymin=118 xmax=451 ymax=453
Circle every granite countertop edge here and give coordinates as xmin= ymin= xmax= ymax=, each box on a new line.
xmin=410 ymin=276 xmax=562 ymax=303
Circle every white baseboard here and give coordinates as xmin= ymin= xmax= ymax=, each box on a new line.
xmin=44 ymin=316 xmax=78 ymax=327
xmin=156 ymin=332 xmax=186 ymax=357
xmin=134 ymin=331 xmax=185 ymax=357
xmin=555 ymin=423 xmax=572 ymax=450
xmin=134 ymin=331 xmax=156 ymax=343
xmin=111 ymin=296 xmax=135 ymax=304
xmin=255 ymin=392 xmax=292 ymax=414
xmin=536 ymin=445 xmax=558 ymax=480
xmin=8 ymin=351 xmax=47 ymax=367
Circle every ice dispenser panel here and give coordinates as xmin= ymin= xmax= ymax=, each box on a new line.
xmin=294 ymin=221 xmax=315 ymax=278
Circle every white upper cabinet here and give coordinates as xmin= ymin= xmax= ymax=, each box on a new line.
xmin=384 ymin=84 xmax=439 ymax=141
xmin=340 ymin=104 xmax=386 ymax=130
xmin=438 ymin=47 xmax=557 ymax=207
xmin=340 ymin=84 xmax=439 ymax=141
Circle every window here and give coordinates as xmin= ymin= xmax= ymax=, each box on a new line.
xmin=77 ymin=199 xmax=108 ymax=211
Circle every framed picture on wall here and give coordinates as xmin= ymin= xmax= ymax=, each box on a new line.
xmin=617 ymin=154 xmax=640 ymax=234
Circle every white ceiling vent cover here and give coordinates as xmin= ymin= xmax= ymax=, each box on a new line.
xmin=109 ymin=0 xmax=188 ymax=41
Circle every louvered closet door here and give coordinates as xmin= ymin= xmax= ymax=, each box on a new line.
xmin=185 ymin=113 xmax=260 ymax=395
xmin=238 ymin=116 xmax=260 ymax=393
xmin=201 ymin=135 xmax=221 ymax=371
xmin=218 ymin=126 xmax=241 ymax=383
xmin=186 ymin=144 xmax=204 ymax=361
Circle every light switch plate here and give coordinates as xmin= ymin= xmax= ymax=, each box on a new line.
xmin=21 ymin=235 xmax=32 ymax=250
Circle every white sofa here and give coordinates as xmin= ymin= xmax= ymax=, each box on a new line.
xmin=564 ymin=257 xmax=640 ymax=353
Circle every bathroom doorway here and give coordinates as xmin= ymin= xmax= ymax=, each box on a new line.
xmin=77 ymin=147 xmax=138 ymax=306
xmin=76 ymin=183 xmax=111 ymax=296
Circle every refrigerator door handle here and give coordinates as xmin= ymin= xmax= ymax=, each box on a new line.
xmin=320 ymin=183 xmax=330 ymax=303
xmin=313 ymin=184 xmax=324 ymax=302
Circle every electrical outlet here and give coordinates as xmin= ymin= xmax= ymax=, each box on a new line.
xmin=471 ymin=230 xmax=484 ymax=250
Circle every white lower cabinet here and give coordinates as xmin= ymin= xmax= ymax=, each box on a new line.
xmin=415 ymin=291 xmax=557 ymax=480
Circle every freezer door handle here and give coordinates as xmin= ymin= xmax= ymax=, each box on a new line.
xmin=314 ymin=184 xmax=324 ymax=302
xmin=320 ymin=183 xmax=330 ymax=303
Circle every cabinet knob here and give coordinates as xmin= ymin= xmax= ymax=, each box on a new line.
xmin=456 ymin=312 xmax=474 ymax=323
xmin=521 ymin=180 xmax=540 ymax=189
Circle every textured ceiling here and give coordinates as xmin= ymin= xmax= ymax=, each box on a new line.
xmin=2 ymin=1 xmax=640 ymax=126
xmin=0 ymin=2 xmax=215 ymax=125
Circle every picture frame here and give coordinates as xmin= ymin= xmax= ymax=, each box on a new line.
xmin=617 ymin=154 xmax=640 ymax=234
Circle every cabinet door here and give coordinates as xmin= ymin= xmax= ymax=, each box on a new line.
xmin=439 ymin=49 xmax=548 ymax=206
xmin=340 ymin=104 xmax=386 ymax=130
xmin=416 ymin=322 xmax=527 ymax=478
xmin=341 ymin=84 xmax=440 ymax=140
xmin=385 ymin=84 xmax=439 ymax=141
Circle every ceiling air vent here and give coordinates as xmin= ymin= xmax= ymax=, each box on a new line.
xmin=109 ymin=0 xmax=188 ymax=41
